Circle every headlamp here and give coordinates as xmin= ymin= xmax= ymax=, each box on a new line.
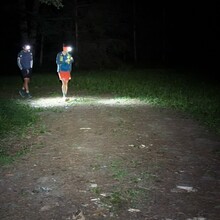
xmin=24 ymin=45 xmax=31 ymax=50
xmin=67 ymin=47 xmax=72 ymax=52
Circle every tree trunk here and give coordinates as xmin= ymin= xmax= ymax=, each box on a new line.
xmin=133 ymin=0 xmax=137 ymax=64
xmin=18 ymin=0 xmax=40 ymax=63
xmin=29 ymin=0 xmax=40 ymax=54
xmin=39 ymin=34 xmax=44 ymax=67
xmin=75 ymin=0 xmax=79 ymax=68
xmin=18 ymin=0 xmax=29 ymax=44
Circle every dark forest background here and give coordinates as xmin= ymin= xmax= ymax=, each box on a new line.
xmin=1 ymin=0 xmax=219 ymax=74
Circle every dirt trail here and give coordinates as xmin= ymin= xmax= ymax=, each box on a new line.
xmin=0 ymin=98 xmax=220 ymax=220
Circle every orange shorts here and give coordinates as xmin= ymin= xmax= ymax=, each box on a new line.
xmin=58 ymin=71 xmax=71 ymax=80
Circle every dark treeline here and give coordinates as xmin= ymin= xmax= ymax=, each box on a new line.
xmin=1 ymin=0 xmax=219 ymax=74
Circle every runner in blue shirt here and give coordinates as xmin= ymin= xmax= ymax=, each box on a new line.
xmin=17 ymin=44 xmax=33 ymax=98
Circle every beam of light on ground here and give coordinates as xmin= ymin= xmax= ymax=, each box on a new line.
xmin=24 ymin=95 xmax=148 ymax=108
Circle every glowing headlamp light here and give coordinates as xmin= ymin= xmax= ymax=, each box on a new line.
xmin=67 ymin=46 xmax=72 ymax=52
xmin=24 ymin=45 xmax=31 ymax=50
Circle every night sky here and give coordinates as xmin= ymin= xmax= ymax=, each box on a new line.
xmin=1 ymin=1 xmax=219 ymax=74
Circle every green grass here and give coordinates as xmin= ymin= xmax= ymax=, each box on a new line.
xmin=0 ymin=100 xmax=38 ymax=136
xmin=0 ymin=145 xmax=31 ymax=165
xmin=72 ymin=69 xmax=220 ymax=134
xmin=0 ymin=100 xmax=39 ymax=165
xmin=90 ymin=158 xmax=156 ymax=212
xmin=110 ymin=159 xmax=128 ymax=181
xmin=0 ymin=68 xmax=219 ymax=165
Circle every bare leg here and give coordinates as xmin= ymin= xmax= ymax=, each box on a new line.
xmin=61 ymin=80 xmax=69 ymax=97
xmin=23 ymin=78 xmax=30 ymax=93
xmin=19 ymin=77 xmax=31 ymax=98
xmin=62 ymin=80 xmax=68 ymax=97
xmin=64 ymin=80 xmax=69 ymax=96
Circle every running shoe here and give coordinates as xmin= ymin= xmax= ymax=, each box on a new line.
xmin=26 ymin=93 xmax=32 ymax=99
xmin=19 ymin=89 xmax=26 ymax=98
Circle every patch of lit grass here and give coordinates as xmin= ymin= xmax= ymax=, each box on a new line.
xmin=100 ymin=187 xmax=149 ymax=212
xmin=97 ymin=155 xmax=157 ymax=211
xmin=0 ymin=100 xmax=40 ymax=165
xmin=0 ymin=152 xmax=14 ymax=165
xmin=0 ymin=100 xmax=38 ymax=137
xmin=1 ymin=68 xmax=219 ymax=134
xmin=73 ymin=69 xmax=220 ymax=134
xmin=110 ymin=159 xmax=128 ymax=181
xmin=0 ymin=145 xmax=31 ymax=166
xmin=90 ymin=186 xmax=101 ymax=195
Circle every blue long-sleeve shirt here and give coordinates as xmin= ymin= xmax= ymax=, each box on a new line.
xmin=17 ymin=50 xmax=33 ymax=70
xmin=56 ymin=52 xmax=73 ymax=72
